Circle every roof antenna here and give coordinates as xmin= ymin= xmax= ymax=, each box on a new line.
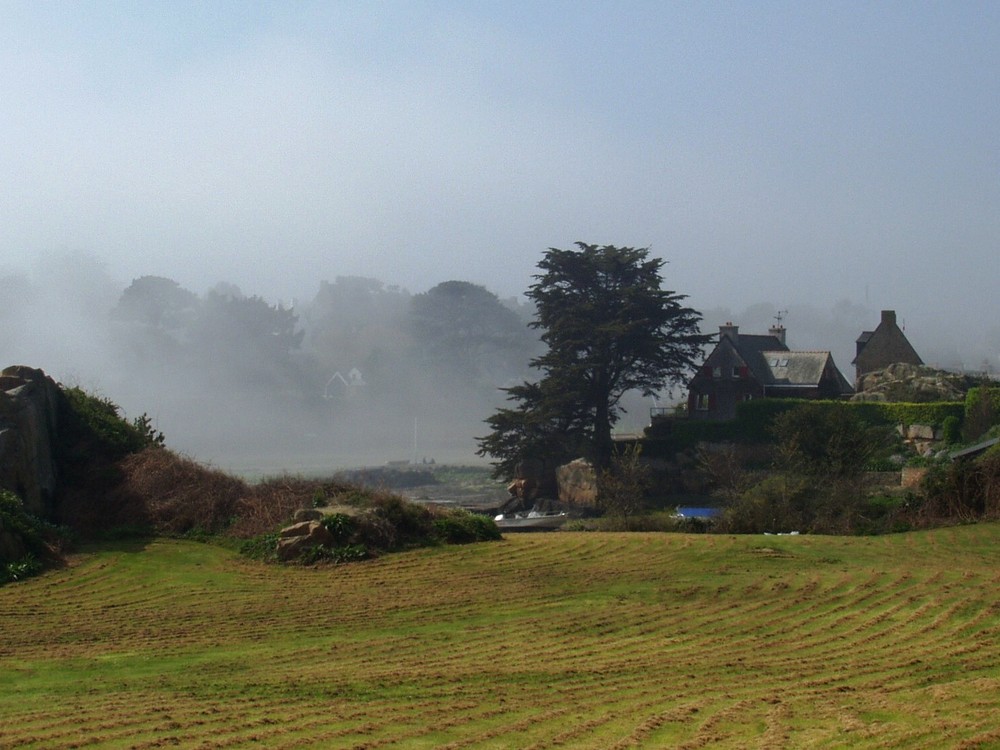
xmin=774 ymin=309 xmax=787 ymax=325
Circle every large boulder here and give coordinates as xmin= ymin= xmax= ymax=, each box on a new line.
xmin=0 ymin=366 xmax=61 ymax=517
xmin=276 ymin=520 xmax=335 ymax=562
xmin=506 ymin=458 xmax=557 ymax=502
xmin=557 ymin=458 xmax=598 ymax=508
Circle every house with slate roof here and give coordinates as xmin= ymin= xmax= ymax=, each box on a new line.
xmin=852 ymin=310 xmax=923 ymax=386
xmin=686 ymin=322 xmax=854 ymax=421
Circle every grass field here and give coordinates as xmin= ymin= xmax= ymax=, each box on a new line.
xmin=2 ymin=526 xmax=1000 ymax=749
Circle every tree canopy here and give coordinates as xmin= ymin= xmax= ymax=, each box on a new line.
xmin=409 ymin=280 xmax=535 ymax=388
xmin=478 ymin=243 xmax=710 ymax=476
xmin=112 ymin=275 xmax=199 ymax=330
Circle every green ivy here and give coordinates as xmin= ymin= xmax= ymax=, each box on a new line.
xmin=319 ymin=513 xmax=356 ymax=545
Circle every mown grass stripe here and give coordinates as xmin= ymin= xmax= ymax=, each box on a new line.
xmin=4 ymin=527 xmax=1000 ymax=748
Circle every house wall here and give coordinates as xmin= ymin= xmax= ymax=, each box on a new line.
xmin=855 ymin=311 xmax=922 ymax=382
xmin=687 ymin=344 xmax=761 ymax=421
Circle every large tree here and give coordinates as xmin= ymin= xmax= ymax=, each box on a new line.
xmin=112 ymin=275 xmax=199 ymax=330
xmin=409 ymin=280 xmax=536 ymax=388
xmin=478 ymin=243 xmax=710 ymax=475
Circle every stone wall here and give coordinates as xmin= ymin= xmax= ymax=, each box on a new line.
xmin=0 ymin=366 xmax=62 ymax=517
xmin=898 ymin=423 xmax=945 ymax=458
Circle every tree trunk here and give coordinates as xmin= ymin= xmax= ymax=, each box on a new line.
xmin=592 ymin=398 xmax=613 ymax=471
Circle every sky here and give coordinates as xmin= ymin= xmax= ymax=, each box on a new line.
xmin=2 ymin=1 xmax=999 ymax=363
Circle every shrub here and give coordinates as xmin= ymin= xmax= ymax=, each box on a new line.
xmin=597 ymin=443 xmax=652 ymax=527
xmin=0 ymin=490 xmax=44 ymax=561
xmin=364 ymin=495 xmax=437 ymax=550
xmin=657 ymin=399 xmax=964 ymax=453
xmin=942 ymin=415 xmax=962 ymax=445
xmin=1 ymin=554 xmax=42 ymax=585
xmin=433 ymin=511 xmax=502 ymax=544
xmin=963 ymin=387 xmax=1000 ymax=442
xmin=771 ymin=402 xmax=891 ymax=480
xmin=132 ymin=413 xmax=166 ymax=448
xmin=576 ymin=510 xmax=705 ymax=533
xmin=239 ymin=532 xmax=280 ymax=562
xmin=717 ymin=474 xmax=811 ymax=534
xmin=328 ymin=544 xmax=368 ymax=563
xmin=916 ymin=446 xmax=1000 ymax=523
xmin=229 ymin=476 xmax=355 ymax=538
xmin=60 ymin=387 xmax=159 ymax=461
xmin=93 ymin=448 xmax=249 ymax=536
xmin=0 ymin=490 xmax=68 ymax=584
xmin=320 ymin=513 xmax=356 ymax=545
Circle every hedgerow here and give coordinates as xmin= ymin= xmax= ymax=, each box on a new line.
xmin=649 ymin=398 xmax=965 ymax=453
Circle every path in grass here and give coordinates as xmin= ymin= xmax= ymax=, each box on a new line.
xmin=2 ymin=526 xmax=1000 ymax=748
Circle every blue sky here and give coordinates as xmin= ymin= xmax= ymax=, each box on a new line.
xmin=2 ymin=1 xmax=998 ymax=362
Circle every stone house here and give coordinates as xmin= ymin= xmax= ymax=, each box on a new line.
xmin=686 ymin=323 xmax=854 ymax=421
xmin=852 ymin=310 xmax=923 ymax=386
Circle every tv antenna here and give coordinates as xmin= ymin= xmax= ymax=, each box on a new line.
xmin=774 ymin=309 xmax=788 ymax=325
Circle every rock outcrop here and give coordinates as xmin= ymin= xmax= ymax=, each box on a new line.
xmin=0 ymin=366 xmax=62 ymax=517
xmin=505 ymin=458 xmax=557 ymax=503
xmin=276 ymin=520 xmax=335 ymax=561
xmin=852 ymin=363 xmax=977 ymax=403
xmin=556 ymin=458 xmax=598 ymax=508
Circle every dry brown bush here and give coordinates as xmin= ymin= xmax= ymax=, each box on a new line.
xmin=63 ymin=446 xmax=429 ymax=539
xmin=228 ymin=475 xmax=358 ymax=538
xmin=109 ymin=449 xmax=251 ymax=535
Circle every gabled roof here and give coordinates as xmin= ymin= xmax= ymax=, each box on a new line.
xmin=852 ymin=310 xmax=922 ymax=367
xmin=688 ymin=324 xmax=855 ymax=402
xmin=759 ymin=350 xmax=852 ymax=393
xmin=760 ymin=350 xmax=828 ymax=386
xmin=730 ymin=334 xmax=788 ymax=382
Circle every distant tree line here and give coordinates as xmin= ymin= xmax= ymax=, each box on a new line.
xmin=110 ymin=274 xmax=542 ymax=415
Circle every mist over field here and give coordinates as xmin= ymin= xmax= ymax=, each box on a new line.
xmin=3 ymin=4 xmax=998 ymax=471
xmin=1 ymin=250 xmax=995 ymax=475
xmin=0 ymin=258 xmax=544 ymax=473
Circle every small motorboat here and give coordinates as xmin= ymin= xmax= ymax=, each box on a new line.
xmin=493 ymin=509 xmax=568 ymax=531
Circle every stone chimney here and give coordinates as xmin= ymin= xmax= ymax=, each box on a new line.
xmin=719 ymin=322 xmax=739 ymax=343
xmin=881 ymin=310 xmax=896 ymax=328
xmin=768 ymin=325 xmax=786 ymax=346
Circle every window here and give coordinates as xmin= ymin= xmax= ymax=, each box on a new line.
xmin=732 ymin=366 xmax=741 ymax=378
xmin=712 ymin=367 xmax=722 ymax=379
xmin=696 ymin=394 xmax=711 ymax=411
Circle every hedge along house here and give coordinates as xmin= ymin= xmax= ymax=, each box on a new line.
xmin=686 ymin=323 xmax=854 ymax=421
xmin=852 ymin=310 xmax=923 ymax=386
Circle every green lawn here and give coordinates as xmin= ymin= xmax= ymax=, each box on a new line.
xmin=3 ymin=526 xmax=1000 ymax=748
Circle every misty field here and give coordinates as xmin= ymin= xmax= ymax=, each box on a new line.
xmin=2 ymin=528 xmax=1000 ymax=749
